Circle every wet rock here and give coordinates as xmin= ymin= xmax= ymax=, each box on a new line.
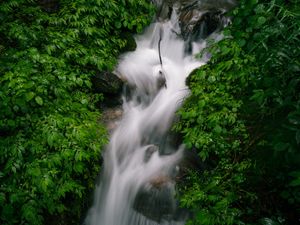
xmin=92 ymin=71 xmax=123 ymax=96
xmin=180 ymin=9 xmax=225 ymax=41
xmin=157 ymin=70 xmax=167 ymax=89
xmin=133 ymin=178 xmax=189 ymax=222
xmin=149 ymin=175 xmax=173 ymax=188
xmin=154 ymin=0 xmax=236 ymax=45
xmin=155 ymin=0 xmax=174 ymax=21
xmin=178 ymin=0 xmax=236 ymax=42
xmin=101 ymin=106 xmax=123 ymax=133
xmin=144 ymin=145 xmax=159 ymax=162
xmin=133 ymin=182 xmax=176 ymax=222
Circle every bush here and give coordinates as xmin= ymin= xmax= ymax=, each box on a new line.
xmin=176 ymin=0 xmax=300 ymax=224
xmin=0 ymin=0 xmax=154 ymax=224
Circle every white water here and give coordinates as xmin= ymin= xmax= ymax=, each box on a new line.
xmin=85 ymin=8 xmax=209 ymax=225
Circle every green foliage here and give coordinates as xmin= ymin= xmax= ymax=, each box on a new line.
xmin=176 ymin=38 xmax=254 ymax=225
xmin=0 ymin=0 xmax=154 ymax=225
xmin=177 ymin=0 xmax=300 ymax=224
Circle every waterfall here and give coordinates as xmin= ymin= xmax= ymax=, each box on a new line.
xmin=85 ymin=1 xmax=232 ymax=225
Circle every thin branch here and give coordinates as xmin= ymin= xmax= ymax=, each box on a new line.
xmin=158 ymin=26 xmax=163 ymax=67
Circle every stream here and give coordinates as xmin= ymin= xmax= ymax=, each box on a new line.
xmin=85 ymin=1 xmax=233 ymax=224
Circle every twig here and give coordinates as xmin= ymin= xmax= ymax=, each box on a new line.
xmin=158 ymin=26 xmax=163 ymax=67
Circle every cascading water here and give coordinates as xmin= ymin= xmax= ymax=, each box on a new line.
xmin=85 ymin=1 xmax=233 ymax=225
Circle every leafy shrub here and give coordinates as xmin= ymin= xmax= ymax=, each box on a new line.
xmin=176 ymin=0 xmax=300 ymax=224
xmin=0 ymin=0 xmax=154 ymax=224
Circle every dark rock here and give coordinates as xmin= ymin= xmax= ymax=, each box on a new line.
xmin=157 ymin=70 xmax=167 ymax=89
xmin=155 ymin=0 xmax=237 ymax=49
xmin=133 ymin=177 xmax=190 ymax=222
xmin=120 ymin=32 xmax=137 ymax=53
xmin=92 ymin=71 xmax=123 ymax=96
xmin=178 ymin=0 xmax=233 ymax=43
xmin=181 ymin=148 xmax=208 ymax=173
xmin=181 ymin=9 xmax=225 ymax=41
xmin=133 ymin=183 xmax=177 ymax=222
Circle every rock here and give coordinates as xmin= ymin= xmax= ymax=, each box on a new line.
xmin=120 ymin=32 xmax=137 ymax=53
xmin=133 ymin=182 xmax=177 ymax=222
xmin=156 ymin=1 xmax=173 ymax=21
xmin=101 ymin=106 xmax=123 ymax=133
xmin=180 ymin=9 xmax=225 ymax=40
xmin=178 ymin=0 xmax=236 ymax=42
xmin=149 ymin=175 xmax=173 ymax=188
xmin=157 ymin=70 xmax=167 ymax=89
xmin=154 ymin=0 xmax=236 ymax=44
xmin=144 ymin=145 xmax=159 ymax=162
xmin=92 ymin=71 xmax=123 ymax=96
xmin=133 ymin=174 xmax=189 ymax=222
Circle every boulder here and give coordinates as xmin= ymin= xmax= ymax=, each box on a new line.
xmin=180 ymin=8 xmax=225 ymax=40
xmin=154 ymin=0 xmax=236 ymax=41
xmin=133 ymin=182 xmax=177 ymax=222
xmin=92 ymin=71 xmax=123 ymax=96
xmin=179 ymin=0 xmax=236 ymax=40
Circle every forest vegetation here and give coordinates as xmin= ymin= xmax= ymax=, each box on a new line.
xmin=0 ymin=0 xmax=154 ymax=224
xmin=176 ymin=0 xmax=300 ymax=224
xmin=0 ymin=0 xmax=299 ymax=225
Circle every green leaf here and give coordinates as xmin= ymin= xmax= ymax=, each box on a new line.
xmin=25 ymin=92 xmax=35 ymax=102
xmin=289 ymin=178 xmax=300 ymax=187
xmin=0 ymin=193 xmax=5 ymax=205
xmin=237 ymin=39 xmax=246 ymax=47
xmin=81 ymin=99 xmax=88 ymax=105
xmin=115 ymin=21 xmax=122 ymax=29
xmin=257 ymin=16 xmax=266 ymax=26
xmin=35 ymin=96 xmax=43 ymax=105
xmin=214 ymin=125 xmax=222 ymax=134
xmin=289 ymin=171 xmax=300 ymax=177
xmin=274 ymin=142 xmax=289 ymax=152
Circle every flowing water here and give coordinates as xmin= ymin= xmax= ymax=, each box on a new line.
xmin=85 ymin=1 xmax=231 ymax=224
